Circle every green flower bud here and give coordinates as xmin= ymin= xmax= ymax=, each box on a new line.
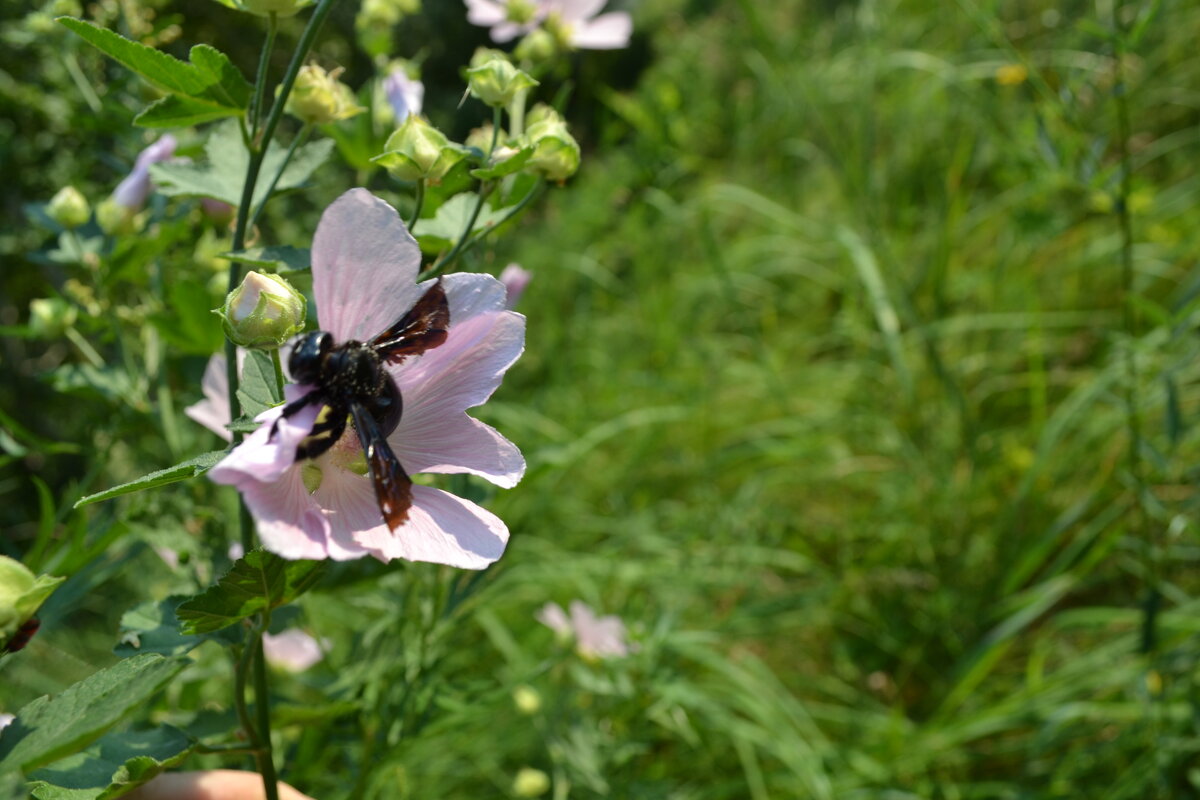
xmin=28 ymin=297 xmax=78 ymax=339
xmin=524 ymin=105 xmax=580 ymax=181
xmin=285 ymin=65 xmax=365 ymax=125
xmin=0 ymin=556 xmax=64 ymax=643
xmin=470 ymin=47 xmax=512 ymax=69
xmin=512 ymin=684 xmax=542 ymax=715
xmin=47 ymin=186 xmax=90 ymax=229
xmin=219 ymin=271 xmax=307 ymax=349
xmin=515 ymin=28 xmax=559 ymax=64
xmin=372 ymin=116 xmax=467 ymax=183
xmin=504 ymin=0 xmax=538 ymax=24
xmin=512 ymin=768 xmax=550 ymax=798
xmin=96 ymin=197 xmax=140 ymax=236
xmin=233 ymin=0 xmax=313 ymax=17
xmin=465 ymin=123 xmax=507 ymax=155
xmin=466 ymin=57 xmax=539 ymax=108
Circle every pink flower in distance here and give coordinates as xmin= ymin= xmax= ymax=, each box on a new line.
xmin=208 ymin=189 xmax=525 ymax=567
xmin=544 ymin=0 xmax=632 ymax=50
xmin=537 ymin=600 xmax=635 ymax=659
xmin=383 ymin=69 xmax=424 ymax=122
xmin=465 ymin=0 xmax=547 ymax=43
xmin=112 ymin=135 xmax=177 ymax=210
xmin=262 ymin=629 xmax=327 ymax=672
xmin=499 ymin=263 xmax=531 ymax=309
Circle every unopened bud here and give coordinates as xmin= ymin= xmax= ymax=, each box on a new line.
xmin=512 ymin=768 xmax=550 ymax=797
xmin=96 ymin=197 xmax=140 ymax=236
xmin=466 ymin=56 xmax=538 ymax=108
xmin=373 ymin=116 xmax=467 ymax=183
xmin=285 ymin=65 xmax=364 ymax=125
xmin=515 ymin=28 xmax=558 ymax=63
xmin=28 ymin=297 xmax=78 ymax=339
xmin=524 ymin=105 xmax=580 ymax=181
xmin=219 ymin=271 xmax=307 ymax=349
xmin=0 ymin=555 xmax=63 ymax=645
xmin=47 ymin=186 xmax=90 ymax=229
xmin=512 ymin=684 xmax=541 ymax=715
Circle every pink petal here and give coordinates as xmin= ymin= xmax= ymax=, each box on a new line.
xmin=537 ymin=602 xmax=571 ymax=635
xmin=185 ymin=353 xmax=233 ymax=441
xmin=547 ymin=0 xmax=607 ymax=22
xmin=354 ymin=485 xmax=508 ymax=568
xmin=499 ymin=263 xmax=532 ymax=309
xmin=465 ymin=0 xmax=507 ymax=25
xmin=237 ymin=467 xmax=335 ymax=560
xmin=112 ymin=134 xmax=177 ymax=210
xmin=262 ymin=628 xmax=325 ymax=672
xmin=311 ymin=189 xmax=422 ymax=344
xmin=308 ymin=462 xmax=392 ymax=559
xmin=570 ymin=12 xmax=631 ymax=48
xmin=396 ymin=413 xmax=524 ymax=487
xmin=490 ymin=20 xmax=526 ymax=42
xmin=208 ymin=385 xmax=319 ymax=488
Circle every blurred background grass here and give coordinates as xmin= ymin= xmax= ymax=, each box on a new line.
xmin=4 ymin=0 xmax=1200 ymax=797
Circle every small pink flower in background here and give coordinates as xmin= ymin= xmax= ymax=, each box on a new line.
xmin=383 ymin=69 xmax=424 ymax=123
xmin=209 ymin=189 xmax=525 ymax=567
xmin=543 ymin=0 xmax=632 ymax=50
xmin=466 ymin=0 xmax=546 ymax=43
xmin=112 ymin=135 xmax=177 ymax=210
xmin=228 ymin=542 xmax=245 ymax=560
xmin=154 ymin=546 xmax=181 ymax=570
xmin=0 ymin=713 xmax=14 ymax=733
xmin=262 ymin=629 xmax=327 ymax=672
xmin=185 ymin=350 xmax=248 ymax=443
xmin=537 ymin=600 xmax=635 ymax=659
xmin=499 ymin=263 xmax=531 ymax=309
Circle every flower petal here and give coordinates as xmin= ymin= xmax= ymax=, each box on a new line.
xmin=185 ymin=354 xmax=232 ymax=441
xmin=489 ymin=20 xmax=526 ymax=42
xmin=570 ymin=12 xmax=631 ymax=48
xmin=548 ymin=0 xmax=607 ymax=22
xmin=237 ymin=467 xmax=335 ymax=560
xmin=465 ymin=0 xmax=507 ymax=25
xmin=262 ymin=629 xmax=325 ymax=672
xmin=308 ymin=461 xmax=390 ymax=559
xmin=311 ymin=188 xmax=422 ymax=343
xmin=354 ymin=485 xmax=508 ymax=568
xmin=395 ymin=413 xmax=524 ymax=487
xmin=537 ymin=602 xmax=571 ymax=635
xmin=208 ymin=385 xmax=319 ymax=487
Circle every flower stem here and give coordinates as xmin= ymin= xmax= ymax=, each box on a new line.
xmin=248 ymin=14 xmax=279 ymax=142
xmin=419 ymin=178 xmax=543 ymax=280
xmin=406 ymin=179 xmax=425 ymax=231
xmin=270 ymin=348 xmax=286 ymax=398
xmin=251 ymin=614 xmax=280 ymax=800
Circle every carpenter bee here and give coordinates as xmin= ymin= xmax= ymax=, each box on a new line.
xmin=271 ymin=278 xmax=450 ymax=530
xmin=4 ymin=617 xmax=40 ymax=653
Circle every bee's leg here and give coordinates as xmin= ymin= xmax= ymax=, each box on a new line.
xmin=267 ymin=391 xmax=321 ymax=441
xmin=295 ymin=410 xmax=347 ymax=461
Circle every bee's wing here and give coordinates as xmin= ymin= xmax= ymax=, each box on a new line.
xmin=369 ymin=278 xmax=450 ymax=365
xmin=350 ymin=401 xmax=413 ymax=531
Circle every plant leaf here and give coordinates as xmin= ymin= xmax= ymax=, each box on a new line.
xmin=469 ymin=146 xmax=534 ymax=180
xmin=115 ymin=597 xmax=243 ymax=658
xmin=26 ymin=725 xmax=194 ymax=800
xmin=223 ymin=246 xmax=311 ymax=272
xmin=0 ymin=654 xmax=188 ymax=774
xmin=235 ymin=350 xmax=282 ymax=418
xmin=74 ymin=451 xmax=226 ymax=508
xmin=416 ymin=192 xmax=509 ymax=252
xmin=176 ymin=550 xmax=325 ymax=634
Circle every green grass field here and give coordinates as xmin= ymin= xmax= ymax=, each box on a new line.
xmin=5 ymin=0 xmax=1200 ymax=796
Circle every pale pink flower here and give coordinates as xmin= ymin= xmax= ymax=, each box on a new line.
xmin=154 ymin=546 xmax=181 ymax=570
xmin=0 ymin=713 xmax=14 ymax=731
xmin=262 ymin=628 xmax=327 ymax=672
xmin=208 ymin=189 xmax=525 ymax=567
xmin=499 ymin=263 xmax=531 ymax=309
xmin=537 ymin=600 xmax=635 ymax=659
xmin=465 ymin=0 xmax=546 ymax=42
xmin=112 ymin=135 xmax=177 ymax=210
xmin=544 ymin=0 xmax=631 ymax=49
xmin=383 ymin=69 xmax=424 ymax=122
xmin=185 ymin=350 xmax=251 ymax=443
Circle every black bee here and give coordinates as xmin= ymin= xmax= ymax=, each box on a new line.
xmin=4 ymin=617 xmax=40 ymax=653
xmin=271 ymin=278 xmax=450 ymax=530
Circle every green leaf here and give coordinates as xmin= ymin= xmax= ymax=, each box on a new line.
xmin=57 ymin=20 xmax=250 ymax=123
xmin=151 ymin=121 xmax=334 ymax=208
xmin=115 ymin=597 xmax=242 ymax=658
xmin=469 ymin=145 xmax=534 ymax=180
xmin=176 ymin=550 xmax=325 ymax=634
xmin=149 ymin=278 xmax=223 ymax=356
xmin=134 ymin=95 xmax=238 ymax=129
xmin=74 ymin=451 xmax=226 ymax=508
xmin=235 ymin=349 xmax=282 ymax=418
xmin=26 ymin=726 xmax=194 ymax=800
xmin=223 ymin=246 xmax=311 ymax=272
xmin=416 ymin=192 xmax=509 ymax=252
xmin=0 ymin=654 xmax=188 ymax=774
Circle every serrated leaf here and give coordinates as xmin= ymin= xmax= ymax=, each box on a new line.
xmin=115 ymin=597 xmax=242 ymax=658
xmin=223 ymin=246 xmax=311 ymax=272
xmin=235 ymin=350 xmax=282 ymax=418
xmin=176 ymin=550 xmax=325 ymax=634
xmin=134 ymin=95 xmax=238 ymax=128
xmin=415 ymin=192 xmax=509 ymax=252
xmin=74 ymin=451 xmax=226 ymax=508
xmin=151 ymin=121 xmax=334 ymax=208
xmin=469 ymin=146 xmax=534 ymax=180
xmin=0 ymin=654 xmax=188 ymax=774
xmin=26 ymin=726 xmax=194 ymax=800
xmin=57 ymin=20 xmax=249 ymax=122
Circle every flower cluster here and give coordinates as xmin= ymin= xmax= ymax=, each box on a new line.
xmin=466 ymin=0 xmax=631 ymax=52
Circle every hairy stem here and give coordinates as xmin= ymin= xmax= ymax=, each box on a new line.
xmin=406 ymin=178 xmax=426 ymax=230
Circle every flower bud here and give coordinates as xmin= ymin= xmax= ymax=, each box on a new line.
xmin=219 ymin=271 xmax=307 ymax=349
xmin=235 ymin=0 xmax=312 ymax=17
xmin=512 ymin=684 xmax=541 ymax=715
xmin=96 ymin=197 xmax=141 ymax=236
xmin=285 ymin=65 xmax=364 ymax=125
xmin=28 ymin=297 xmax=78 ymax=339
xmin=466 ymin=56 xmax=539 ymax=109
xmin=524 ymin=105 xmax=580 ymax=181
xmin=373 ymin=116 xmax=467 ymax=183
xmin=0 ymin=555 xmax=63 ymax=645
xmin=47 ymin=186 xmax=90 ymax=229
xmin=515 ymin=28 xmax=559 ymax=64
xmin=504 ymin=0 xmax=538 ymax=24
xmin=512 ymin=768 xmax=550 ymax=797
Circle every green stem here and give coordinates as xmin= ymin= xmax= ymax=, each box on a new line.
xmin=406 ymin=179 xmax=425 ymax=230
xmin=420 ymin=179 xmax=544 ymax=280
xmin=249 ymin=14 xmax=279 ymax=141
xmin=251 ymin=614 xmax=280 ymax=800
xmin=270 ymin=349 xmax=286 ymax=398
xmin=249 ymin=124 xmax=314 ymax=232
xmin=64 ymin=325 xmax=105 ymax=368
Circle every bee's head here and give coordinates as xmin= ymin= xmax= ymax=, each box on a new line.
xmin=288 ymin=331 xmax=332 ymax=385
